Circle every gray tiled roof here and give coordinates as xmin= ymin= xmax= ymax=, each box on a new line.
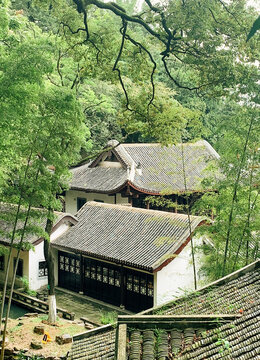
xmin=70 ymin=164 xmax=127 ymax=192
xmin=68 ymin=261 xmax=260 ymax=360
xmin=136 ymin=260 xmax=260 ymax=359
xmin=70 ymin=325 xmax=116 ymax=360
xmin=69 ymin=140 xmax=219 ymax=194
xmin=151 ymin=262 xmax=260 ymax=316
xmin=125 ymin=299 xmax=260 ymax=359
xmin=0 ymin=203 xmax=76 ymax=246
xmin=51 ymin=202 xmax=204 ymax=271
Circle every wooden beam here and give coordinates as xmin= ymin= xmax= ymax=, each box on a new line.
xmin=117 ymin=314 xmax=242 ymax=329
xmin=118 ymin=314 xmax=242 ymax=322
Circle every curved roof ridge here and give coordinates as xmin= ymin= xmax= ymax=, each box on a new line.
xmin=113 ymin=143 xmax=136 ymax=168
xmin=79 ymin=201 xmax=205 ymax=221
xmin=197 ymin=139 xmax=220 ymax=159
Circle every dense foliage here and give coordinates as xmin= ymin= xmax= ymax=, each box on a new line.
xmin=0 ymin=0 xmax=259 ymax=314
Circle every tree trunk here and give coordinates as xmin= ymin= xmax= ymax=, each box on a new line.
xmin=44 ymin=214 xmax=56 ymax=324
xmin=222 ymin=116 xmax=254 ymax=276
xmin=0 ymin=205 xmax=31 ymax=360
xmin=181 ymin=140 xmax=197 ymax=290
xmin=48 ymin=294 xmax=57 ymax=324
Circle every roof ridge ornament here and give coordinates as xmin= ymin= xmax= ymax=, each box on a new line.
xmin=106 ymin=139 xmax=119 ymax=148
xmin=127 ymin=161 xmax=136 ymax=182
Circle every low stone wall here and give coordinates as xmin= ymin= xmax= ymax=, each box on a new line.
xmin=9 ymin=290 xmax=75 ymax=321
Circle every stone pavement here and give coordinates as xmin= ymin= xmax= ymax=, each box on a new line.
xmin=55 ymin=287 xmax=132 ymax=325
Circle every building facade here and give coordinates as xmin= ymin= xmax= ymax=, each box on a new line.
xmin=51 ymin=201 xmax=205 ymax=312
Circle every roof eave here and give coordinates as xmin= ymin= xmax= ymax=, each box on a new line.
xmin=51 ymin=243 xmax=154 ymax=273
xmin=70 ymin=181 xmax=217 ymax=196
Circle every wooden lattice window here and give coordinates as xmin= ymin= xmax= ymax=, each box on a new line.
xmin=38 ymin=261 xmax=48 ymax=277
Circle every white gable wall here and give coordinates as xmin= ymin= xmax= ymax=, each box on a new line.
xmin=65 ymin=190 xmax=129 ymax=214
xmin=154 ymin=237 xmax=204 ymax=306
xmin=28 ymin=241 xmax=47 ymax=290
xmin=28 ymin=222 xmax=72 ymax=290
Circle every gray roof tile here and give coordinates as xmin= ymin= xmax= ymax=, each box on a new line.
xmin=70 ymin=327 xmax=116 ymax=360
xmin=69 ymin=140 xmax=219 ymax=194
xmin=137 ymin=261 xmax=260 ymax=359
xmin=0 ymin=203 xmax=76 ymax=246
xmin=67 ymin=262 xmax=259 ymax=360
xmin=51 ymin=202 xmax=204 ymax=270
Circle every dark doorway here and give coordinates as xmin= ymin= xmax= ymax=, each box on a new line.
xmin=58 ymin=251 xmax=81 ymax=292
xmin=58 ymin=251 xmax=154 ymax=312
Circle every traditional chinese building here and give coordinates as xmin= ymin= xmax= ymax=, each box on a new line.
xmin=65 ymin=139 xmax=219 ymax=215
xmin=0 ymin=204 xmax=77 ymax=291
xmin=69 ymin=260 xmax=260 ymax=360
xmin=51 ymin=201 xmax=205 ymax=312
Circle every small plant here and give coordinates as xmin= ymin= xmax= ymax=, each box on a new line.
xmin=99 ymin=310 xmax=117 ymax=325
xmin=216 ymin=338 xmax=231 ymax=354
xmin=17 ymin=352 xmax=44 ymax=360
xmin=20 ymin=276 xmax=37 ymax=297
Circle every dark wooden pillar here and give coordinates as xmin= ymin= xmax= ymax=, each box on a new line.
xmin=79 ymin=254 xmax=84 ymax=294
xmin=128 ymin=196 xmax=132 ymax=206
xmin=120 ymin=265 xmax=125 ymax=308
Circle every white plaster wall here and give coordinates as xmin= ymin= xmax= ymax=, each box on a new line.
xmin=98 ymin=161 xmax=122 ymax=168
xmin=28 ymin=223 xmax=71 ymax=290
xmin=0 ymin=222 xmax=71 ymax=291
xmin=115 ymin=193 xmax=129 ymax=205
xmin=65 ymin=190 xmax=129 ymax=214
xmin=155 ymin=238 xmax=204 ymax=306
xmin=28 ymin=242 xmax=47 ymax=291
xmin=51 ymin=223 xmax=70 ymax=241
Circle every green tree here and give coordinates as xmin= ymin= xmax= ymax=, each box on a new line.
xmin=40 ymin=0 xmax=258 ymax=99
xmin=193 ymin=104 xmax=259 ymax=280
xmin=0 ymin=4 xmax=89 ymax=357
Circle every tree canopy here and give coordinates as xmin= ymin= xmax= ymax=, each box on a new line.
xmin=0 ymin=0 xmax=259 ymax=305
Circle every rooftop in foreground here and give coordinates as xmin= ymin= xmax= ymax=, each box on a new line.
xmin=69 ymin=259 xmax=260 ymax=360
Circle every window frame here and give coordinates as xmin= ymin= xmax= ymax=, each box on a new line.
xmin=14 ymin=258 xmax=23 ymax=278
xmin=38 ymin=260 xmax=48 ymax=278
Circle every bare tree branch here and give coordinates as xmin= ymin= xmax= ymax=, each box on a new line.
xmin=80 ymin=0 xmax=167 ymax=45
xmin=216 ymin=0 xmax=246 ymax=32
xmin=84 ymin=100 xmax=105 ymax=113
xmin=46 ymin=74 xmax=61 ymax=87
xmin=113 ymin=19 xmax=132 ymax=112
xmin=71 ymin=64 xmax=84 ymax=90
xmin=123 ymin=33 xmax=156 ymax=108
xmin=162 ymin=55 xmax=201 ymax=91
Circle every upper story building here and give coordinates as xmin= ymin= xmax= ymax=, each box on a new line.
xmin=65 ymin=139 xmax=220 ymax=214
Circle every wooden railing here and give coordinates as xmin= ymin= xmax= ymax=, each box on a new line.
xmin=8 ymin=290 xmax=75 ymax=320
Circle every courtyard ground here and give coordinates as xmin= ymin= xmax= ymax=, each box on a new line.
xmin=5 ymin=314 xmax=84 ymax=358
